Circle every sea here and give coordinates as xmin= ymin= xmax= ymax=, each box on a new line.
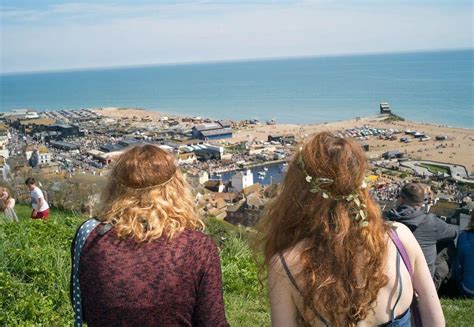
xmin=0 ymin=49 xmax=472 ymax=128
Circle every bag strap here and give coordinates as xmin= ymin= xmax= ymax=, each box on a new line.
xmin=389 ymin=229 xmax=413 ymax=278
xmin=70 ymin=219 xmax=101 ymax=327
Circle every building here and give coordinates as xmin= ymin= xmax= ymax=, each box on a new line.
xmin=48 ymin=124 xmax=81 ymax=138
xmin=225 ymin=195 xmax=267 ymax=227
xmin=191 ymin=122 xmax=233 ymax=140
xmin=0 ymin=124 xmax=9 ymax=149
xmin=186 ymin=171 xmax=209 ymax=187
xmin=0 ymin=149 xmax=10 ymax=159
xmin=204 ymin=180 xmax=225 ymax=193
xmin=380 ymin=102 xmax=391 ymax=114
xmin=11 ymin=118 xmax=56 ymax=135
xmin=49 ymin=140 xmax=80 ymax=151
xmin=231 ymin=170 xmax=254 ymax=193
xmin=268 ymin=134 xmax=296 ymax=144
xmin=26 ymin=145 xmax=52 ymax=166
xmin=382 ymin=150 xmax=404 ymax=160
xmin=87 ymin=149 xmax=123 ymax=165
xmin=177 ymin=152 xmax=197 ymax=165
xmin=100 ymin=143 xmax=124 ymax=153
xmin=180 ymin=144 xmax=224 ymax=161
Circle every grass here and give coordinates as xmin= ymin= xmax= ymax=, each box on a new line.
xmin=419 ymin=163 xmax=450 ymax=175
xmin=0 ymin=206 xmax=472 ymax=326
xmin=442 ymin=298 xmax=474 ymax=327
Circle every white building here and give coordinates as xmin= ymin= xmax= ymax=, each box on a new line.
xmin=0 ymin=149 xmax=9 ymax=159
xmin=26 ymin=146 xmax=52 ymax=165
xmin=231 ymin=170 xmax=254 ymax=193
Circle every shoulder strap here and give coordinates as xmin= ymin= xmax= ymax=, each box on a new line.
xmin=389 ymin=229 xmax=413 ymax=278
xmin=70 ymin=219 xmax=101 ymax=327
xmin=390 ymin=250 xmax=403 ymax=321
xmin=278 ymin=253 xmax=330 ymax=327
xmin=278 ymin=253 xmax=301 ymax=292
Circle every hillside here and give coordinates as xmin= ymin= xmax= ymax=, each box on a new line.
xmin=0 ymin=206 xmax=472 ymax=326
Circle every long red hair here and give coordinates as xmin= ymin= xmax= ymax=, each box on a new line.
xmin=256 ymin=132 xmax=389 ymax=326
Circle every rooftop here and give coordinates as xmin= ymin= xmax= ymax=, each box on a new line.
xmin=201 ymin=128 xmax=233 ymax=137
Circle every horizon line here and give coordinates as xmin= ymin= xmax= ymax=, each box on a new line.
xmin=1 ymin=47 xmax=472 ymax=76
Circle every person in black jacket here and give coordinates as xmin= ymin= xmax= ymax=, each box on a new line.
xmin=385 ymin=182 xmax=457 ymax=289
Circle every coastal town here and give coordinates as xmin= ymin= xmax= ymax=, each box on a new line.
xmin=0 ymin=105 xmax=472 ymax=229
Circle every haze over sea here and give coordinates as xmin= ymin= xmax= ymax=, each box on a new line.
xmin=1 ymin=49 xmax=472 ymax=128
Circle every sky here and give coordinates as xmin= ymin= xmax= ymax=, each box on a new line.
xmin=0 ymin=0 xmax=472 ymax=73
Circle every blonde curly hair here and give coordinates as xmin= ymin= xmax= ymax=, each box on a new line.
xmin=99 ymin=144 xmax=203 ymax=242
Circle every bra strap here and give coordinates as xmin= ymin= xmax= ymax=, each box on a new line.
xmin=390 ymin=250 xmax=403 ymax=321
xmin=278 ymin=253 xmax=330 ymax=327
xmin=278 ymin=253 xmax=301 ymax=292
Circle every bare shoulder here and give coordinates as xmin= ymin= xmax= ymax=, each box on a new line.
xmin=269 ymin=241 xmax=305 ymax=279
xmin=391 ymin=222 xmax=414 ymax=239
xmin=390 ymin=222 xmax=419 ymax=259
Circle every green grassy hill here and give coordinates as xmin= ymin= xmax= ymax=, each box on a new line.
xmin=0 ymin=206 xmax=472 ymax=326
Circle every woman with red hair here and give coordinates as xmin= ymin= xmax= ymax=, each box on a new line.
xmin=256 ymin=132 xmax=444 ymax=326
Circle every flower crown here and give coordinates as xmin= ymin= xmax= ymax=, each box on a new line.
xmin=297 ymin=149 xmax=369 ymax=227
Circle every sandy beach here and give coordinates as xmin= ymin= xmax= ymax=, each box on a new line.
xmin=94 ymin=108 xmax=474 ymax=171
xmin=93 ymin=107 xmax=164 ymax=122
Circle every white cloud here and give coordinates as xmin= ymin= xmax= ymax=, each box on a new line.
xmin=0 ymin=1 xmax=472 ymax=73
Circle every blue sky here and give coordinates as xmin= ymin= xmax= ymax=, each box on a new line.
xmin=0 ymin=0 xmax=472 ymax=73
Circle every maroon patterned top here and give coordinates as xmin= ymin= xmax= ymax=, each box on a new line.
xmin=80 ymin=227 xmax=229 ymax=327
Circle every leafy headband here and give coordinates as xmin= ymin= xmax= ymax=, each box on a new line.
xmin=297 ymin=149 xmax=369 ymax=228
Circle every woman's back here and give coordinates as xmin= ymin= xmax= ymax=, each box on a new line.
xmin=80 ymin=228 xmax=226 ymax=326
xmin=272 ymin=223 xmax=442 ymax=327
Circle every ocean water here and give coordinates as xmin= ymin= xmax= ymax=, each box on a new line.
xmin=0 ymin=49 xmax=472 ymax=128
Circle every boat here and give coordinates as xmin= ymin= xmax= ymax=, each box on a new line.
xmin=257 ymin=171 xmax=266 ymax=176
xmin=258 ymin=175 xmax=265 ymax=180
xmin=266 ymin=118 xmax=276 ymax=125
xmin=263 ymin=166 xmax=268 ymax=171
xmin=279 ymin=162 xmax=289 ymax=173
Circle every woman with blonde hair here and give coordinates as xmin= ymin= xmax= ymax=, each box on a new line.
xmin=0 ymin=187 xmax=18 ymax=222
xmin=71 ymin=145 xmax=228 ymax=326
xmin=256 ymin=132 xmax=444 ymax=327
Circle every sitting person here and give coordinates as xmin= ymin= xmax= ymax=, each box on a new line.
xmin=0 ymin=188 xmax=19 ymax=222
xmin=71 ymin=144 xmax=228 ymax=326
xmin=385 ymin=183 xmax=458 ymax=289
xmin=453 ymin=212 xmax=474 ymax=298
xmin=256 ymin=132 xmax=444 ymax=326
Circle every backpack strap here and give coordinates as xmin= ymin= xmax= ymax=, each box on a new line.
xmin=70 ymin=219 xmax=101 ymax=327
